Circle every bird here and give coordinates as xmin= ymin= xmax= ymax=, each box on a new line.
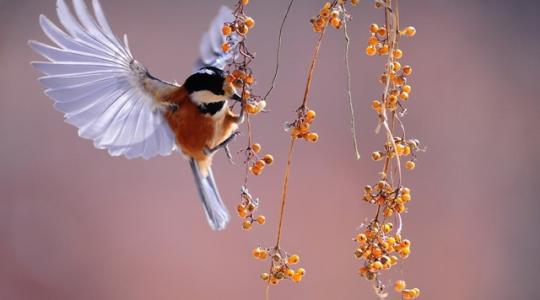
xmin=29 ymin=0 xmax=245 ymax=230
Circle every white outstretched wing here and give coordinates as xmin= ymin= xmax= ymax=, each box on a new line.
xmin=194 ymin=6 xmax=237 ymax=71
xmin=30 ymin=0 xmax=179 ymax=159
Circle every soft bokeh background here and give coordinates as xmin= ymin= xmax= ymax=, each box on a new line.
xmin=1 ymin=0 xmax=539 ymax=299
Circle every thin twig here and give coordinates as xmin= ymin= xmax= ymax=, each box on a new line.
xmin=275 ymin=138 xmax=296 ymax=247
xmin=263 ymin=0 xmax=296 ymax=100
xmin=301 ymin=29 xmax=327 ymax=108
xmin=343 ymin=15 xmax=361 ymax=160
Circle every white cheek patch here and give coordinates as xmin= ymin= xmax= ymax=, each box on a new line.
xmin=191 ymin=90 xmax=227 ymax=104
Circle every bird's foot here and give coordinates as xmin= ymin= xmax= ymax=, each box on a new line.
xmin=204 ymin=131 xmax=241 ymax=156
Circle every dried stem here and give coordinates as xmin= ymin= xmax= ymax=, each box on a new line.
xmin=263 ymin=0 xmax=296 ymax=100
xmin=343 ymin=15 xmax=361 ymax=160
xmin=275 ymin=138 xmax=296 ymax=247
xmin=301 ymin=29 xmax=327 ymax=109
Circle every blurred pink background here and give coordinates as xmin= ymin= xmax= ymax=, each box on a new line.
xmin=1 ymin=0 xmax=539 ymax=299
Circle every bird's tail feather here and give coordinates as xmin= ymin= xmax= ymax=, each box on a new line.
xmin=189 ymin=158 xmax=229 ymax=230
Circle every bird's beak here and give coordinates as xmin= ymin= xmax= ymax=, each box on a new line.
xmin=231 ymin=93 xmax=242 ymax=102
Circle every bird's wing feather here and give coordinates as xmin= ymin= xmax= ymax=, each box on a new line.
xmin=194 ymin=6 xmax=237 ymax=71
xmin=30 ymin=0 xmax=178 ymax=159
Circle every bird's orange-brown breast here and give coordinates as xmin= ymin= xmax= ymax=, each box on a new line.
xmin=162 ymin=86 xmax=241 ymax=166
xmin=163 ymin=89 xmax=211 ymax=161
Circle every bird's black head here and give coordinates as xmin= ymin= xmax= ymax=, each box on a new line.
xmin=183 ymin=67 xmax=241 ymax=116
xmin=184 ymin=66 xmax=226 ymax=97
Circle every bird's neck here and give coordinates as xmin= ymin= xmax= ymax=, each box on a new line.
xmin=198 ymin=101 xmax=226 ymax=116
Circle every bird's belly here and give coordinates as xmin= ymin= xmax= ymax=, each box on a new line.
xmin=165 ymin=107 xmax=222 ymax=160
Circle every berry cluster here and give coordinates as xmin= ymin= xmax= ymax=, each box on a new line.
xmin=221 ymin=13 xmax=255 ymax=53
xmin=370 ymin=137 xmax=421 ymax=173
xmin=224 ymin=69 xmax=267 ymax=115
xmin=247 ymin=143 xmax=274 ymax=176
xmin=363 ymin=183 xmax=412 ymax=217
xmin=355 ymin=0 xmax=423 ymax=298
xmin=311 ymin=0 xmax=359 ymax=32
xmin=222 ymin=0 xmax=273 ymax=231
xmin=237 ymin=186 xmax=266 ymax=230
xmin=395 ymin=280 xmax=421 ymax=299
xmin=354 ymin=221 xmax=410 ymax=277
xmin=286 ymin=109 xmax=319 ymax=143
xmin=253 ymin=247 xmax=305 ymax=284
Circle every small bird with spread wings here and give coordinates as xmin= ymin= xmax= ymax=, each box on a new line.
xmin=29 ymin=0 xmax=245 ymax=230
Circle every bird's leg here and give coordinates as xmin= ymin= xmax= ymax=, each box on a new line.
xmin=204 ymin=131 xmax=241 ymax=156
xmin=224 ymin=145 xmax=235 ymax=165
xmin=236 ymin=102 xmax=246 ymax=124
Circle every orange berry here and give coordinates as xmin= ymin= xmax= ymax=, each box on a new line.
xmin=368 ymin=36 xmax=378 ymax=46
xmin=242 ymin=0 xmax=249 ymax=5
xmin=366 ymin=46 xmax=377 ymax=56
xmin=405 ymin=160 xmax=416 ymax=170
xmin=372 ymin=247 xmax=383 ymax=258
xmin=306 ymin=132 xmax=319 ymax=143
xmin=323 ymin=2 xmax=332 ymax=10
xmin=222 ymin=25 xmax=233 ymax=36
xmin=394 ymin=280 xmax=406 ymax=292
xmin=252 ymin=247 xmax=262 ymax=258
xmin=254 ymin=160 xmax=266 ymax=169
xmin=245 ymin=103 xmax=258 ymax=114
xmin=251 ymin=143 xmax=261 ymax=153
xmin=371 ymin=100 xmax=382 ymax=111
xmin=296 ymin=268 xmax=306 ymax=275
xmin=382 ymin=223 xmax=393 ymax=233
xmin=237 ymin=24 xmax=249 ymax=35
xmin=369 ymin=23 xmax=379 ymax=33
xmin=402 ymin=289 xmax=416 ymax=300
xmin=232 ymin=69 xmax=245 ymax=80
xmin=283 ymin=268 xmax=293 ymax=277
xmin=401 ymin=239 xmax=411 ymax=247
xmin=242 ymin=90 xmax=251 ymax=100
xmin=260 ymin=273 xmax=270 ymax=280
xmin=371 ymin=261 xmax=383 ymax=270
xmin=250 ymin=166 xmax=262 ymax=176
xmin=393 ymin=49 xmax=403 ymax=59
xmin=292 ymin=273 xmax=302 ymax=282
xmin=221 ymin=42 xmax=230 ymax=52
xmin=298 ymin=122 xmax=311 ymax=133
xmin=404 ymin=26 xmax=416 ymax=37
xmin=242 ymin=220 xmax=252 ymax=230
xmin=377 ymin=27 xmax=387 ymax=37
xmin=245 ymin=74 xmax=254 ymax=85
xmin=402 ymin=193 xmax=411 ymax=202
xmin=399 ymin=247 xmax=411 ymax=258
xmin=262 ymin=154 xmax=274 ymax=165
xmin=330 ymin=17 xmax=341 ymax=28
xmin=245 ymin=17 xmax=255 ymax=28
xmin=351 ymin=0 xmax=360 ymax=5
xmin=400 ymin=91 xmax=409 ymax=101
xmin=402 ymin=65 xmax=413 ymax=76
xmin=402 ymin=84 xmax=412 ymax=93
xmin=371 ymin=151 xmax=384 ymax=161
xmin=378 ymin=44 xmax=389 ymax=55
xmin=305 ymin=110 xmax=316 ymax=120
xmin=288 ymin=254 xmax=300 ymax=265
xmin=256 ymin=215 xmax=266 ymax=225
xmin=355 ymin=233 xmax=368 ymax=244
